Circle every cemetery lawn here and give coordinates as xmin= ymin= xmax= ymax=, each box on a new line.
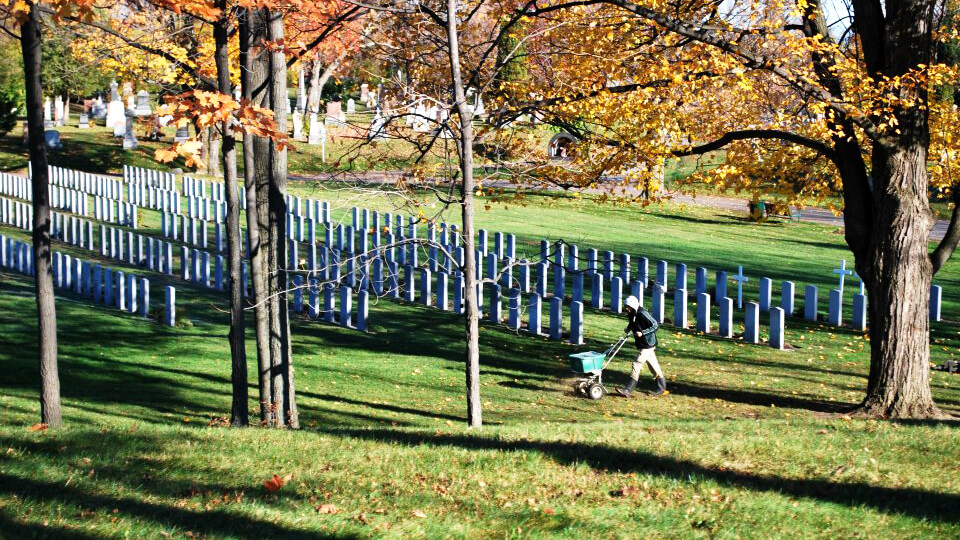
xmin=2 ymin=185 xmax=960 ymax=538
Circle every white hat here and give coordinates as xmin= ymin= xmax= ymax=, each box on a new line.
xmin=625 ymin=295 xmax=640 ymax=311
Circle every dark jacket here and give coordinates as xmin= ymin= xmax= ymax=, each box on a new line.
xmin=626 ymin=308 xmax=658 ymax=349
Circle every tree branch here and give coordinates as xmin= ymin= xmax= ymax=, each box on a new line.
xmin=931 ymin=187 xmax=960 ymax=274
xmin=672 ymin=129 xmax=838 ymax=163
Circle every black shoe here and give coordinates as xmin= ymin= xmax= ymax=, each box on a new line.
xmin=646 ymin=376 xmax=666 ymax=396
xmin=617 ymin=378 xmax=638 ymax=397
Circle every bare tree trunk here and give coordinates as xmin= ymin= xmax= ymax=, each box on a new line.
xmin=240 ymin=7 xmax=273 ymax=424
xmin=446 ymin=0 xmax=482 ymax=427
xmin=20 ymin=3 xmax=61 ymax=428
xmin=305 ymin=53 xmax=346 ymax=115
xmin=267 ymin=8 xmax=299 ymax=429
xmin=215 ymin=1 xmax=248 ymax=427
xmin=859 ymin=146 xmax=941 ymax=418
xmin=207 ymin=125 xmax=222 ymax=178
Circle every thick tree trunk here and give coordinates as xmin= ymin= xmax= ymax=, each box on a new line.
xmin=207 ymin=126 xmax=222 ymax=178
xmin=446 ymin=0 xmax=482 ymax=427
xmin=215 ymin=2 xmax=248 ymax=427
xmin=240 ymin=8 xmax=273 ymax=424
xmin=267 ymin=9 xmax=299 ymax=429
xmin=858 ymin=146 xmax=941 ymax=418
xmin=21 ymin=4 xmax=61 ymax=428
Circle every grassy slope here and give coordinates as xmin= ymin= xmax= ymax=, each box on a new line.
xmin=1 ymin=176 xmax=959 ymax=538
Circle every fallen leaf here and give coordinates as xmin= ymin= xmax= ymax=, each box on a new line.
xmin=316 ymin=504 xmax=338 ymax=514
xmin=28 ymin=423 xmax=48 ymax=432
xmin=544 ymin=507 xmax=556 ymax=515
xmin=412 ymin=509 xmax=427 ymax=518
xmin=263 ymin=474 xmax=293 ymax=492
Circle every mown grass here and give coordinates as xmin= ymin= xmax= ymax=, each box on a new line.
xmin=1 ymin=181 xmax=959 ymax=538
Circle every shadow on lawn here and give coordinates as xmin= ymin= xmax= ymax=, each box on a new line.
xmin=326 ymin=427 xmax=960 ymax=524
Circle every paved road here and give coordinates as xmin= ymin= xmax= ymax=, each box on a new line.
xmin=291 ymin=171 xmax=955 ymax=242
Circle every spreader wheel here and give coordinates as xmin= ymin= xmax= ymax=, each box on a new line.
xmin=587 ymin=383 xmax=605 ymax=400
xmin=575 ymin=381 xmax=589 ymax=395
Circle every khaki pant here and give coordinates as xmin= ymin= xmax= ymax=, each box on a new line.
xmin=630 ymin=348 xmax=663 ymax=380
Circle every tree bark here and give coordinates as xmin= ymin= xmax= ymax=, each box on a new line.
xmin=446 ymin=0 xmax=482 ymax=427
xmin=20 ymin=3 xmax=61 ymax=428
xmin=267 ymin=8 xmax=299 ymax=429
xmin=240 ymin=7 xmax=273 ymax=424
xmin=215 ymin=1 xmax=248 ymax=427
xmin=207 ymin=125 xmax=222 ymax=178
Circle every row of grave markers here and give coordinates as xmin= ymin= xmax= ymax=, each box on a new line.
xmin=0 ymin=233 xmax=176 ymax=326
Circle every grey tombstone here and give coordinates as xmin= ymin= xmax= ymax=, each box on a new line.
xmin=553 ymin=265 xmax=565 ymax=299
xmin=174 ymin=125 xmax=190 ymax=142
xmin=674 ymin=289 xmax=688 ymax=328
xmin=852 ymin=293 xmax=867 ymax=331
xmin=930 ymin=284 xmax=943 ymax=322
xmin=651 ymin=284 xmax=665 ymax=323
xmin=139 ymin=278 xmax=150 ymax=318
xmin=437 ymin=272 xmax=449 ymax=311
xmin=656 ymin=260 xmax=668 ymax=293
xmin=78 ymin=114 xmax=89 ymax=129
xmin=770 ymin=307 xmax=785 ymax=350
xmin=549 ymin=296 xmax=563 ymax=340
xmin=804 ymin=285 xmax=818 ymax=321
xmin=528 ymin=293 xmax=542 ymax=335
xmin=323 ymin=284 xmax=335 ymax=322
xmin=357 ymin=290 xmax=369 ymax=331
xmin=781 ymin=281 xmax=795 ymax=316
xmin=453 ymin=273 xmax=464 ymax=313
xmin=536 ymin=262 xmax=548 ymax=297
xmin=44 ymin=130 xmax=62 ymax=151
xmin=828 ymin=289 xmax=842 ymax=325
xmin=591 ymin=272 xmax=604 ymax=310
xmin=122 ymin=114 xmax=138 ymax=149
xmin=116 ymin=271 xmax=126 ymax=311
xmin=695 ymin=267 xmax=707 ymax=296
xmin=164 ymin=286 xmax=176 ymax=326
xmin=507 ymin=288 xmax=521 ymax=330
xmin=419 ymin=268 xmax=432 ymax=306
xmin=619 ymin=253 xmax=631 ymax=283
xmin=572 ymin=271 xmax=584 ymax=304
xmin=308 ymin=279 xmax=320 ymax=319
xmin=293 ymin=276 xmax=304 ymax=312
xmin=759 ymin=277 xmax=772 ymax=312
xmin=744 ymin=301 xmax=760 ymax=344
xmin=134 ymin=90 xmax=151 ymax=116
xmin=696 ymin=292 xmax=711 ymax=333
xmin=518 ymin=260 xmax=530 ymax=293
xmin=570 ymin=301 xmax=584 ymax=345
xmin=404 ymin=265 xmax=415 ymax=302
xmin=637 ymin=257 xmax=649 ymax=286
xmin=610 ymin=276 xmax=624 ymax=313
xmin=339 ymin=286 xmax=353 ymax=327
xmin=675 ymin=263 xmax=687 ymax=291
xmin=719 ymin=297 xmax=733 ymax=338
xmin=127 ymin=273 xmax=137 ymax=313
xmin=630 ymin=280 xmax=645 ymax=304
xmin=489 ymin=285 xmax=502 ymax=323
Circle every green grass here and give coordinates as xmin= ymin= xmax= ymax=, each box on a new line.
xmin=2 ymin=183 xmax=960 ymax=538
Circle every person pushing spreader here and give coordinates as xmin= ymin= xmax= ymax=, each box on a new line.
xmin=617 ymin=295 xmax=666 ymax=397
xmin=568 ymin=295 xmax=666 ymax=399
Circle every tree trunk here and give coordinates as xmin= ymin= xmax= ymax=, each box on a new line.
xmin=858 ymin=145 xmax=941 ymax=418
xmin=305 ymin=59 xmax=322 ymax=115
xmin=207 ymin=125 xmax=222 ymax=178
xmin=20 ymin=3 xmax=61 ymax=428
xmin=446 ymin=0 xmax=482 ymax=427
xmin=267 ymin=8 xmax=299 ymax=429
xmin=240 ymin=7 xmax=273 ymax=424
xmin=215 ymin=1 xmax=248 ymax=427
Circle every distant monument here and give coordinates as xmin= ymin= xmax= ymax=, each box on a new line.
xmin=122 ymin=114 xmax=138 ymax=149
xmin=106 ymin=81 xmax=126 ymax=132
xmin=134 ymin=90 xmax=152 ymax=116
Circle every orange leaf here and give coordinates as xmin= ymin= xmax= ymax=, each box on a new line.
xmin=316 ymin=504 xmax=338 ymax=514
xmin=27 ymin=423 xmax=48 ymax=432
xmin=263 ymin=474 xmax=285 ymax=492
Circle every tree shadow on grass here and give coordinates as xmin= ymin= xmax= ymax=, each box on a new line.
xmin=324 ymin=427 xmax=960 ymax=524
xmin=665 ymin=380 xmax=850 ymax=413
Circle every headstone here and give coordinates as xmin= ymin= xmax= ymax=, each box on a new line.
xmin=833 ymin=259 xmax=853 ymax=294
xmin=122 ymin=114 xmax=138 ymax=149
xmin=106 ymin=81 xmax=125 ymax=130
xmin=852 ymin=293 xmax=867 ymax=331
xmin=53 ymin=96 xmax=64 ymax=126
xmin=695 ymin=267 xmax=707 ymax=296
xmin=759 ymin=277 xmax=772 ymax=312
xmin=292 ymin=110 xmax=304 ymax=140
xmin=347 ymin=98 xmax=356 ymax=114
xmin=804 ymin=285 xmax=818 ymax=321
xmin=770 ymin=307 xmax=785 ymax=349
xmin=696 ymin=292 xmax=711 ymax=333
xmin=489 ymin=285 xmax=502 ymax=323
xmin=549 ymin=296 xmax=562 ymax=339
xmin=744 ymin=301 xmax=760 ymax=343
xmin=656 ymin=260 xmax=668 ymax=293
xmin=174 ymin=124 xmax=190 ymax=142
xmin=134 ymin=90 xmax=151 ymax=116
xmin=308 ymin=113 xmax=325 ymax=145
xmin=781 ymin=281 xmax=795 ymax=316
xmin=674 ymin=289 xmax=688 ymax=328
xmin=590 ymin=272 xmax=604 ymax=309
xmin=507 ymin=288 xmax=521 ymax=330
xmin=828 ymin=289 xmax=842 ymax=325
xmin=339 ymin=286 xmax=353 ymax=327
xmin=570 ymin=301 xmax=584 ymax=345
xmin=360 ymin=83 xmax=369 ymax=103
xmin=325 ymin=100 xmax=343 ymax=124
xmin=164 ymin=286 xmax=176 ymax=326
xmin=719 ymin=297 xmax=733 ymax=338
xmin=610 ymin=276 xmax=624 ymax=313
xmin=732 ymin=266 xmax=749 ymax=309
xmin=651 ymin=284 xmax=665 ymax=323
xmin=78 ymin=113 xmax=89 ymax=129
xmin=930 ymin=284 xmax=942 ymax=322
xmin=90 ymin=96 xmax=106 ymax=120
xmin=43 ymin=97 xmax=52 ymax=127
xmin=528 ymin=293 xmax=542 ymax=335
